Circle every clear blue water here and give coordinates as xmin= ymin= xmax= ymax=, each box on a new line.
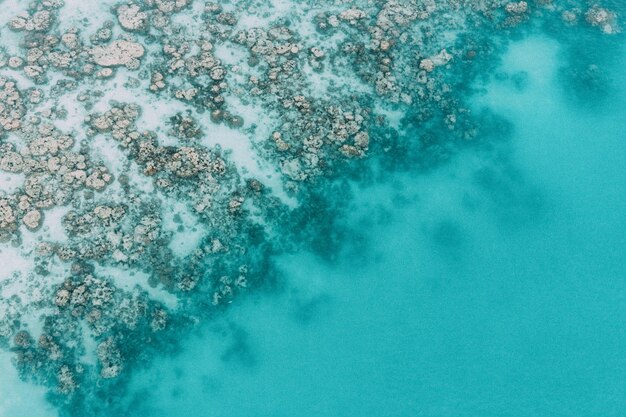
xmin=112 ymin=35 xmax=626 ymax=416
xmin=1 ymin=5 xmax=625 ymax=417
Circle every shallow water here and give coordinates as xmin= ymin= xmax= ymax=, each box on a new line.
xmin=113 ymin=35 xmax=626 ymax=416
xmin=1 ymin=2 xmax=625 ymax=417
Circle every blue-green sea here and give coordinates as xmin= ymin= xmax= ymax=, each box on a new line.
xmin=117 ymin=36 xmax=626 ymax=417
xmin=1 ymin=3 xmax=625 ymax=417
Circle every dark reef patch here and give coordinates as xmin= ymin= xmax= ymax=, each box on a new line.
xmin=0 ymin=0 xmax=622 ymax=415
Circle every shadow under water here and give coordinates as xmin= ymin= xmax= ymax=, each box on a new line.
xmin=104 ymin=32 xmax=626 ymax=417
xmin=1 ymin=4 xmax=625 ymax=417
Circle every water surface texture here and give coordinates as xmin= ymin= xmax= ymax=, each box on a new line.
xmin=0 ymin=1 xmax=624 ymax=416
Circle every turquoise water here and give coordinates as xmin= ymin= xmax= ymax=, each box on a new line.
xmin=114 ymin=36 xmax=625 ymax=416
xmin=1 ymin=3 xmax=625 ymax=417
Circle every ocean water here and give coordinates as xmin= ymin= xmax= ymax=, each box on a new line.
xmin=1 ymin=1 xmax=625 ymax=417
xmin=118 ymin=34 xmax=625 ymax=417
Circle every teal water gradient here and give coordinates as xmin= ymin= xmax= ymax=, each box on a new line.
xmin=116 ymin=33 xmax=626 ymax=417
xmin=2 ymin=21 xmax=623 ymax=417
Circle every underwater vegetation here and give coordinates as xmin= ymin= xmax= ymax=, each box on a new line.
xmin=0 ymin=0 xmax=624 ymax=416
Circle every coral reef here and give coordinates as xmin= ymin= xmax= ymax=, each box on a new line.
xmin=0 ymin=0 xmax=620 ymax=414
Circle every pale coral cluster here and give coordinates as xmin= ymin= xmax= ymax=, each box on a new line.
xmin=0 ymin=0 xmax=618 ymax=405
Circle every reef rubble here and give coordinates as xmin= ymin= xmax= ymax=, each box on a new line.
xmin=0 ymin=0 xmax=620 ymax=412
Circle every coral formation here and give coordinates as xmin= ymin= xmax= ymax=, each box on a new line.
xmin=0 ymin=0 xmax=620 ymax=414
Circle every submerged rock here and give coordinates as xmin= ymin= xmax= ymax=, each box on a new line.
xmin=0 ymin=0 xmax=619 ymax=412
xmin=91 ymin=40 xmax=145 ymax=68
xmin=117 ymin=4 xmax=149 ymax=32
